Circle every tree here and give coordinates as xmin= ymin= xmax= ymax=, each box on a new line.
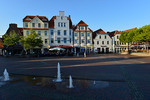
xmin=3 ymin=31 xmax=21 ymax=47
xmin=20 ymin=30 xmax=43 ymax=54
xmin=3 ymin=31 xmax=21 ymax=55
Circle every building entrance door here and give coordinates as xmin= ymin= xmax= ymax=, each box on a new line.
xmin=102 ymin=48 xmax=104 ymax=53
xmin=106 ymin=48 xmax=109 ymax=53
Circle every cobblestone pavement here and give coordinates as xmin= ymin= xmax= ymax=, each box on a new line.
xmin=0 ymin=54 xmax=150 ymax=100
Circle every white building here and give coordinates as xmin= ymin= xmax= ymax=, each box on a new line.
xmin=73 ymin=20 xmax=93 ymax=54
xmin=49 ymin=11 xmax=73 ymax=50
xmin=93 ymin=29 xmax=113 ymax=53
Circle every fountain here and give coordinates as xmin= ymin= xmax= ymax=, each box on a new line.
xmin=93 ymin=80 xmax=96 ymax=85
xmin=68 ymin=75 xmax=74 ymax=88
xmin=53 ymin=62 xmax=62 ymax=82
xmin=3 ymin=69 xmax=10 ymax=81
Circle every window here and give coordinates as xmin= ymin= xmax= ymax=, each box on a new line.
xmin=51 ymin=38 xmax=54 ymax=43
xmin=102 ymin=41 xmax=104 ymax=45
xmin=45 ymin=39 xmax=47 ymax=44
xmin=61 ymin=23 xmax=63 ymax=27
xmin=58 ymin=23 xmax=60 ymax=27
xmin=64 ymin=38 xmax=67 ymax=43
xmin=26 ymin=30 xmax=29 ymax=35
xmin=81 ymin=26 xmax=84 ymax=30
xmin=44 ymin=24 xmax=47 ymax=28
xmin=45 ymin=31 xmax=47 ymax=36
xmin=82 ymin=39 xmax=84 ymax=43
xmin=57 ymin=38 xmax=61 ymax=43
xmin=117 ymin=41 xmax=119 ymax=45
xmin=38 ymin=31 xmax=41 ymax=36
xmin=32 ymin=23 xmax=35 ymax=28
xmin=107 ymin=41 xmax=109 ymax=44
xmin=69 ymin=30 xmax=71 ymax=36
xmin=88 ymin=33 xmax=90 ymax=36
xmin=75 ymin=40 xmax=78 ymax=43
xmin=25 ymin=23 xmax=28 ymax=28
xmin=61 ymin=16 xmax=63 ymax=20
xmin=97 ymin=41 xmax=99 ymax=45
xmin=81 ymin=33 xmax=84 ymax=36
xmin=75 ymin=33 xmax=77 ymax=36
xmin=64 ymin=23 xmax=66 ymax=27
xmin=38 ymin=23 xmax=41 ymax=28
xmin=64 ymin=30 xmax=67 ymax=35
xmin=117 ymin=36 xmax=119 ymax=39
xmin=88 ymin=40 xmax=90 ymax=43
xmin=105 ymin=36 xmax=107 ymax=39
xmin=57 ymin=30 xmax=61 ymax=35
xmin=70 ymin=38 xmax=71 ymax=43
xmin=114 ymin=41 xmax=116 ymax=45
xmin=99 ymin=35 xmax=101 ymax=39
xmin=51 ymin=30 xmax=53 ymax=35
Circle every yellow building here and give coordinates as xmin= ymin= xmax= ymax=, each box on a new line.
xmin=23 ymin=16 xmax=49 ymax=54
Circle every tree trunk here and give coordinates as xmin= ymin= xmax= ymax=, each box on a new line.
xmin=30 ymin=48 xmax=33 ymax=54
xmin=128 ymin=42 xmax=130 ymax=54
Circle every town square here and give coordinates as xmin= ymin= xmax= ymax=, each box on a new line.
xmin=0 ymin=0 xmax=150 ymax=100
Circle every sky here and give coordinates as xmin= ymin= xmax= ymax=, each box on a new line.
xmin=0 ymin=0 xmax=150 ymax=37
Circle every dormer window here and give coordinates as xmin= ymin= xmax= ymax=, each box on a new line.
xmin=26 ymin=18 xmax=31 ymax=20
xmin=42 ymin=19 xmax=47 ymax=21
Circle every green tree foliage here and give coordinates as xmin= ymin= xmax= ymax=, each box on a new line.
xmin=20 ymin=30 xmax=43 ymax=54
xmin=3 ymin=31 xmax=21 ymax=47
xmin=119 ymin=25 xmax=150 ymax=52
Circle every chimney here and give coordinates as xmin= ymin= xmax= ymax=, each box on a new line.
xmin=59 ymin=11 xmax=64 ymax=16
xmin=9 ymin=24 xmax=17 ymax=29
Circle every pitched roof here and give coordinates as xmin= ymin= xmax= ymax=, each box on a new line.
xmin=76 ymin=20 xmax=88 ymax=26
xmin=23 ymin=16 xmax=48 ymax=22
xmin=123 ymin=28 xmax=136 ymax=32
xmin=73 ymin=20 xmax=89 ymax=31
xmin=5 ymin=24 xmax=23 ymax=36
xmin=49 ymin=16 xmax=73 ymax=29
xmin=92 ymin=29 xmax=106 ymax=40
xmin=107 ymin=30 xmax=122 ymax=37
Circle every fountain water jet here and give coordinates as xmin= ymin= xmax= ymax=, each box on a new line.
xmin=3 ymin=69 xmax=10 ymax=81
xmin=68 ymin=75 xmax=74 ymax=88
xmin=53 ymin=62 xmax=62 ymax=82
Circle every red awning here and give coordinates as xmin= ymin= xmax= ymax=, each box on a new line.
xmin=50 ymin=46 xmax=73 ymax=49
xmin=0 ymin=43 xmax=3 ymax=48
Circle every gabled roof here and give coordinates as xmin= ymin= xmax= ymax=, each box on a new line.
xmin=73 ymin=20 xmax=89 ymax=31
xmin=92 ymin=29 xmax=106 ymax=40
xmin=23 ymin=16 xmax=48 ymax=22
xmin=107 ymin=30 xmax=122 ymax=37
xmin=49 ymin=16 xmax=73 ymax=29
xmin=76 ymin=20 xmax=88 ymax=26
xmin=123 ymin=28 xmax=136 ymax=32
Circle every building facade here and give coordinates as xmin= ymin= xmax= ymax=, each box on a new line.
xmin=93 ymin=29 xmax=112 ymax=53
xmin=23 ymin=16 xmax=49 ymax=53
xmin=73 ymin=20 xmax=93 ymax=54
xmin=49 ymin=11 xmax=73 ymax=50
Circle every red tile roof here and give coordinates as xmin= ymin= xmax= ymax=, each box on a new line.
xmin=107 ymin=30 xmax=122 ymax=37
xmin=73 ymin=20 xmax=89 ymax=31
xmin=0 ymin=42 xmax=3 ymax=48
xmin=49 ymin=16 xmax=73 ymax=29
xmin=23 ymin=16 xmax=48 ymax=22
xmin=76 ymin=20 xmax=88 ymax=26
xmin=92 ymin=29 xmax=106 ymax=40
xmin=123 ymin=28 xmax=136 ymax=32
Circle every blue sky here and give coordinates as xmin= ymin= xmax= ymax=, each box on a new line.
xmin=0 ymin=0 xmax=150 ymax=36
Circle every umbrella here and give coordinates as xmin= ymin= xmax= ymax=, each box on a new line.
xmin=49 ymin=47 xmax=65 ymax=51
